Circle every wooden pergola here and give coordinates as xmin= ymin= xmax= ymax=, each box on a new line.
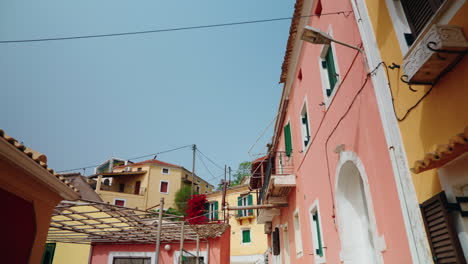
xmin=47 ymin=199 xmax=229 ymax=264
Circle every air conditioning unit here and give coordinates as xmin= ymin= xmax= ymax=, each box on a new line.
xmin=402 ymin=25 xmax=468 ymax=84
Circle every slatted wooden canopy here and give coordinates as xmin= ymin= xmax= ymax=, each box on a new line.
xmin=47 ymin=200 xmax=228 ymax=244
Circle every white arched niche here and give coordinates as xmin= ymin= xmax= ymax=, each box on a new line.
xmin=335 ymin=151 xmax=386 ymax=264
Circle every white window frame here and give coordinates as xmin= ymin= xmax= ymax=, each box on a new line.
xmin=309 ymin=200 xmax=326 ymax=263
xmin=293 ymin=209 xmax=304 ymax=257
xmin=159 ymin=180 xmax=169 ymax=194
xmin=108 ymin=251 xmax=154 ymax=264
xmin=174 ymin=250 xmax=208 ymax=264
xmin=299 ymin=99 xmax=311 ymax=151
xmin=241 ymin=228 xmax=252 ymax=245
xmin=239 ymin=195 xmax=249 ymax=217
xmin=113 ymin=198 xmax=126 ymax=207
xmin=318 ymin=27 xmax=340 ymax=109
xmin=208 ymin=201 xmax=216 ymax=221
xmin=161 ymin=167 xmax=170 ymax=174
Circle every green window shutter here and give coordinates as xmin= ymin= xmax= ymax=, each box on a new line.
xmin=204 ymin=203 xmax=210 ymax=221
xmin=313 ymin=212 xmax=323 ymax=256
xmin=248 ymin=194 xmax=253 ymax=216
xmin=41 ymin=243 xmax=56 ymax=264
xmin=242 ymin=230 xmax=251 ymax=243
xmin=237 ymin=196 xmax=242 ymax=217
xmin=325 ymin=48 xmax=337 ymax=96
xmin=214 ymin=201 xmax=219 ymax=220
xmin=284 ymin=123 xmax=292 ymax=157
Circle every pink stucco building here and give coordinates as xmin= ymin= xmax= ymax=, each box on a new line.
xmin=249 ymin=0 xmax=419 ymax=263
xmin=89 ymin=226 xmax=230 ymax=264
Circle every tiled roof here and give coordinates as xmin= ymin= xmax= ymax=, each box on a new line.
xmin=0 ymin=129 xmax=79 ymax=193
xmin=411 ymin=126 xmax=468 ymax=174
xmin=280 ymin=0 xmax=305 ymax=83
xmin=114 ymin=159 xmax=181 ymax=169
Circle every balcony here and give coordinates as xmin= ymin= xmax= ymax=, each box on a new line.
xmin=257 ymin=152 xmax=295 ymax=223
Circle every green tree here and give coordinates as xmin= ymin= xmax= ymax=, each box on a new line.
xmin=174 ymin=185 xmax=192 ymax=216
xmin=231 ymin=161 xmax=252 ymax=186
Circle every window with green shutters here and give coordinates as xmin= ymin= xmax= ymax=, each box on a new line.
xmin=238 ymin=195 xmax=253 ymax=217
xmin=206 ymin=201 xmax=218 ymax=221
xmin=321 ymin=46 xmax=338 ymax=98
xmin=41 ymin=243 xmax=56 ymax=264
xmin=300 ymin=104 xmax=311 ymax=148
xmin=310 ymin=207 xmax=325 ymax=260
xmin=242 ymin=229 xmax=251 ymax=244
xmin=284 ymin=123 xmax=293 ymax=157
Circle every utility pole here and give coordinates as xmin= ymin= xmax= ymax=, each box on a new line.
xmin=154 ymin=197 xmax=164 ymax=264
xmin=191 ymin=144 xmax=196 ymax=196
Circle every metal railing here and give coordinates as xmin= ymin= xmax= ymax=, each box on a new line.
xmin=258 ymin=151 xmax=294 ymax=204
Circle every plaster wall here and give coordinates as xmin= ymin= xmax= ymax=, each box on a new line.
xmin=266 ymin=0 xmax=414 ymax=262
xmin=206 ymin=185 xmax=268 ymax=257
xmin=362 ymin=0 xmax=468 ymax=203
xmin=90 ymin=226 xmax=230 ymax=264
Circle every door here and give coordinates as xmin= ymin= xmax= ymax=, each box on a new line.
xmin=134 ymin=181 xmax=141 ymax=195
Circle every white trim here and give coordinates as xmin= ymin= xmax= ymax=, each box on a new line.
xmin=383 ymin=0 xmax=412 ymax=54
xmin=308 ymin=200 xmax=326 ymax=264
xmin=159 ymin=180 xmax=169 ymax=194
xmin=299 ymin=98 xmax=312 ymax=152
xmin=161 ymin=167 xmax=170 ymax=175
xmin=282 ymin=222 xmax=291 ymax=264
xmin=335 ymin=151 xmax=385 ymax=263
xmin=108 ymin=251 xmax=155 ymax=264
xmin=173 ymin=250 xmax=208 ymax=264
xmin=350 ymin=1 xmax=433 ymax=263
xmin=113 ymin=198 xmax=127 ymax=207
xmin=318 ymin=26 xmax=341 ymax=109
xmin=293 ymin=208 xmax=304 ymax=258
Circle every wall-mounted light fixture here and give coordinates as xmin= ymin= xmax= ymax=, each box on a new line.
xmin=301 ymin=26 xmax=363 ymax=53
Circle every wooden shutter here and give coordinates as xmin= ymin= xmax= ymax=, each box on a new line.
xmin=242 ymin=230 xmax=251 ymax=243
xmin=272 ymin=227 xmax=281 ymax=256
xmin=325 ymin=48 xmax=337 ymax=95
xmin=204 ymin=203 xmax=210 ymax=221
xmin=420 ymin=191 xmax=466 ymax=264
xmin=313 ymin=212 xmax=324 ymax=257
xmin=41 ymin=243 xmax=56 ymax=264
xmin=248 ymin=194 xmax=254 ymax=216
xmin=284 ymin=123 xmax=292 ymax=157
xmin=238 ymin=196 xmax=243 ymax=217
xmin=400 ymin=0 xmax=446 ymax=38
xmin=214 ymin=201 xmax=219 ymax=220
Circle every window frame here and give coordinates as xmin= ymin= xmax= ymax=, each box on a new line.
xmin=282 ymin=223 xmax=291 ymax=264
xmin=309 ymin=200 xmax=326 ymax=263
xmin=299 ymin=99 xmax=311 ymax=151
xmin=207 ymin=201 xmax=218 ymax=221
xmin=318 ymin=29 xmax=340 ymax=109
xmin=241 ymin=228 xmax=252 ymax=244
xmin=113 ymin=198 xmax=126 ymax=207
xmin=293 ymin=209 xmax=304 ymax=257
xmin=159 ymin=180 xmax=169 ymax=194
xmin=161 ymin=168 xmax=170 ymax=175
xmin=108 ymin=251 xmax=154 ymax=264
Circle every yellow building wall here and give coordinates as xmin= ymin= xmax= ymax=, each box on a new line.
xmin=104 ymin=164 xmax=214 ymax=210
xmin=363 ymin=0 xmax=468 ymax=202
xmin=53 ymin=243 xmax=90 ymax=264
xmin=206 ymin=185 xmax=268 ymax=257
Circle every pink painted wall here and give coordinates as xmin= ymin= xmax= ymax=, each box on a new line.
xmin=90 ymin=226 xmax=230 ymax=264
xmin=266 ymin=0 xmax=413 ymax=263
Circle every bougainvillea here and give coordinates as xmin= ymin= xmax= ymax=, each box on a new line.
xmin=186 ymin=194 xmax=208 ymax=224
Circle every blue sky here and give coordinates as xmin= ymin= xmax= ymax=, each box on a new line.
xmin=0 ymin=1 xmax=293 ymax=186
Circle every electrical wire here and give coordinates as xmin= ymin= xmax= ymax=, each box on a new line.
xmin=0 ymin=11 xmax=353 ymax=44
xmin=196 ymin=149 xmax=224 ymax=171
xmin=56 ymin=144 xmax=192 ymax=173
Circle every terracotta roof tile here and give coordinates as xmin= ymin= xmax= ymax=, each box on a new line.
xmin=0 ymin=129 xmax=79 ymax=193
xmin=411 ymin=126 xmax=468 ymax=174
xmin=280 ymin=0 xmax=305 ymax=83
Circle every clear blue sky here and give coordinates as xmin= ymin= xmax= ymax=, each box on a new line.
xmin=0 ymin=0 xmax=294 ymax=186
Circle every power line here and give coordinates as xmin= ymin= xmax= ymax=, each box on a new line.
xmin=0 ymin=11 xmax=353 ymax=44
xmin=196 ymin=152 xmax=217 ymax=179
xmin=196 ymin=149 xmax=224 ymax=171
xmin=57 ymin=144 xmax=192 ymax=173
